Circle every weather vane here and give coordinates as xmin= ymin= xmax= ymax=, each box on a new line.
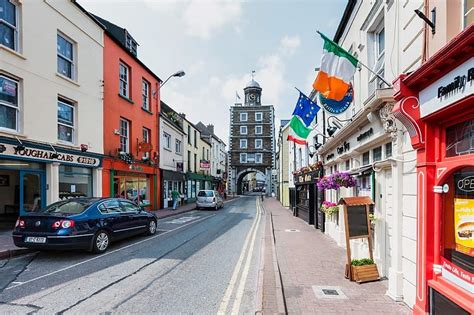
xmin=251 ymin=70 xmax=255 ymax=80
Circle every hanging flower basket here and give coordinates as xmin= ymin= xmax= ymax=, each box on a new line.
xmin=317 ymin=172 xmax=357 ymax=190
xmin=320 ymin=201 xmax=339 ymax=215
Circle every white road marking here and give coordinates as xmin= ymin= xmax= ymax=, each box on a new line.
xmin=6 ymin=213 xmax=217 ymax=290
xmin=230 ymin=198 xmax=262 ymax=314
xmin=217 ymin=198 xmax=261 ymax=315
xmin=167 ymin=216 xmax=200 ymax=224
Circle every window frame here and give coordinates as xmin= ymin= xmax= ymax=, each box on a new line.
xmin=255 ymin=125 xmax=263 ymax=135
xmin=255 ymin=112 xmax=263 ymax=122
xmin=256 ymin=153 xmax=263 ymax=163
xmin=240 ymin=153 xmax=247 ymax=163
xmin=57 ymin=32 xmax=75 ymax=80
xmin=255 ymin=139 xmax=263 ymax=149
xmin=240 ymin=139 xmax=247 ymax=149
xmin=0 ymin=0 xmax=19 ymax=51
xmin=240 ymin=112 xmax=248 ymax=122
xmin=141 ymin=79 xmax=150 ymax=111
xmin=0 ymin=74 xmax=19 ymax=132
xmin=119 ymin=118 xmax=130 ymax=153
xmin=119 ymin=62 xmax=130 ymax=98
xmin=175 ymin=139 xmax=182 ymax=154
xmin=163 ymin=131 xmax=171 ymax=150
xmin=240 ymin=126 xmax=248 ymax=135
xmin=142 ymin=127 xmax=150 ymax=158
xmin=362 ymin=151 xmax=370 ymax=165
xmin=57 ymin=97 xmax=75 ymax=144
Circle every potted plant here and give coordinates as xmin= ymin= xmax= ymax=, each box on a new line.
xmin=320 ymin=201 xmax=339 ymax=216
xmin=317 ymin=172 xmax=357 ymax=190
xmin=348 ymin=258 xmax=380 ymax=283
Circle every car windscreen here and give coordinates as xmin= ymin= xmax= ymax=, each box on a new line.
xmin=35 ymin=200 xmax=94 ymax=215
xmin=197 ymin=191 xmax=213 ymax=197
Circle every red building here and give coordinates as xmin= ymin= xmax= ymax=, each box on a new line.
xmin=94 ymin=15 xmax=161 ymax=209
xmin=393 ymin=24 xmax=473 ymax=314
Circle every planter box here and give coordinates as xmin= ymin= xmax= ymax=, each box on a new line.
xmin=351 ymin=264 xmax=380 ymax=283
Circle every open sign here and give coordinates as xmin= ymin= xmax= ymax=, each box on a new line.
xmin=457 ymin=175 xmax=474 ymax=192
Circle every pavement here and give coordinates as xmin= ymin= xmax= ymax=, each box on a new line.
xmin=0 ymin=196 xmax=262 ymax=314
xmin=0 ymin=196 xmax=239 ymax=260
xmin=260 ymin=197 xmax=411 ymax=315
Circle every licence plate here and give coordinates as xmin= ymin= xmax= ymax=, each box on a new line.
xmin=25 ymin=236 xmax=46 ymax=243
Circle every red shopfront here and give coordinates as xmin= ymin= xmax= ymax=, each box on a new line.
xmin=393 ymin=25 xmax=473 ymax=315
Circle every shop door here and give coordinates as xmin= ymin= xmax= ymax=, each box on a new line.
xmin=19 ymin=170 xmax=45 ymax=215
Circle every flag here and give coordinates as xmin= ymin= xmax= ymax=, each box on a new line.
xmin=236 ymin=91 xmax=241 ymax=100
xmin=287 ymin=91 xmax=320 ymax=145
xmin=313 ymin=32 xmax=358 ymax=101
xmin=318 ymin=84 xmax=353 ymax=114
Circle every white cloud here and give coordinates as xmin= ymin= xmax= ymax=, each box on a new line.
xmin=279 ymin=35 xmax=301 ymax=56
xmin=182 ymin=0 xmax=243 ymax=40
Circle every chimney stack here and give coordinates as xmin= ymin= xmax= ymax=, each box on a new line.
xmin=207 ymin=124 xmax=214 ymax=134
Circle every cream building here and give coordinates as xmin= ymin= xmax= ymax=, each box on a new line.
xmin=0 ymin=0 xmax=103 ymax=226
xmin=314 ymin=0 xmax=423 ymax=308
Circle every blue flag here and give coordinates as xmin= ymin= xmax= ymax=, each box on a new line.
xmin=292 ymin=91 xmax=320 ymax=127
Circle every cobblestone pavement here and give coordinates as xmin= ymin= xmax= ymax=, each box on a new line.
xmin=262 ymin=197 xmax=411 ymax=315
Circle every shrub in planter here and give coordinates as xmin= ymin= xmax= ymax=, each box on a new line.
xmin=320 ymin=201 xmax=339 ymax=215
xmin=317 ymin=172 xmax=357 ymax=190
xmin=349 ymin=258 xmax=380 ymax=283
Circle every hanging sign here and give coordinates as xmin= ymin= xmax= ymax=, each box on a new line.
xmin=318 ymin=85 xmax=353 ymax=114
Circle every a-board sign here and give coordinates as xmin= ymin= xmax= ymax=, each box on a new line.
xmin=346 ymin=205 xmax=370 ymax=238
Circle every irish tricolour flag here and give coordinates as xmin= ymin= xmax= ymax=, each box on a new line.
xmin=313 ymin=32 xmax=358 ymax=101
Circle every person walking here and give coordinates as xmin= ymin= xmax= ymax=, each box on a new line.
xmin=171 ymin=189 xmax=180 ymax=210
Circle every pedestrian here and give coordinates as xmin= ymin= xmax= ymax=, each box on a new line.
xmin=171 ymin=189 xmax=180 ymax=210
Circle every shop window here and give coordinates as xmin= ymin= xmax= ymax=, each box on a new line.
xmin=57 ymin=97 xmax=75 ymax=143
xmin=464 ymin=0 xmax=474 ymax=28
xmin=141 ymin=79 xmax=150 ymax=111
xmin=119 ymin=62 xmax=130 ymax=98
xmin=0 ymin=75 xmax=19 ymax=131
xmin=119 ymin=118 xmax=130 ymax=153
xmin=57 ymin=33 xmax=75 ymax=80
xmin=446 ymin=119 xmax=474 ymax=157
xmin=59 ymin=166 xmax=92 ymax=200
xmin=0 ymin=0 xmax=19 ymax=51
xmin=114 ymin=175 xmax=150 ymax=206
xmin=373 ymin=146 xmax=382 ymax=162
xmin=362 ymin=151 xmax=370 ymax=165
xmin=385 ymin=142 xmax=392 ymax=158
xmin=442 ymin=167 xmax=474 ymax=281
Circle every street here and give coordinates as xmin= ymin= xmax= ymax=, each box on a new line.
xmin=0 ymin=197 xmax=264 ymax=314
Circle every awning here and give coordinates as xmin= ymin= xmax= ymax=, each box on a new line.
xmin=349 ymin=165 xmax=373 ymax=176
xmin=162 ymin=170 xmax=185 ymax=181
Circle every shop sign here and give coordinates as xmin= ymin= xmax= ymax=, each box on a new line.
xmin=129 ymin=164 xmax=144 ymax=172
xmin=441 ymin=257 xmax=473 ymax=294
xmin=357 ymin=128 xmax=373 ymax=142
xmin=454 ymin=198 xmax=473 ymax=257
xmin=419 ymin=57 xmax=474 ymax=118
xmin=327 ymin=153 xmax=335 ymax=161
xmin=176 ymin=162 xmax=184 ymax=172
xmin=296 ymin=172 xmax=318 ymax=184
xmin=200 ymin=160 xmax=210 ymax=169
xmin=337 ymin=141 xmax=350 ymax=155
xmin=0 ymin=142 xmax=100 ymax=167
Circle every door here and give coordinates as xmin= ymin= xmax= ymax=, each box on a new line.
xmin=19 ymin=170 xmax=45 ymax=215
xmin=101 ymin=199 xmax=134 ymax=240
xmin=120 ymin=200 xmax=147 ymax=235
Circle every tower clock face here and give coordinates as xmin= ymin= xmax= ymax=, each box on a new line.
xmin=249 ymin=94 xmax=256 ymax=100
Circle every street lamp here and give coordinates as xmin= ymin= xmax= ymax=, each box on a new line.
xmin=326 ymin=115 xmax=353 ymax=136
xmin=160 ymin=70 xmax=186 ymax=89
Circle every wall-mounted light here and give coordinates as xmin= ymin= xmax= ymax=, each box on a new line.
xmin=80 ymin=144 xmax=89 ymax=152
xmin=326 ymin=115 xmax=352 ymax=136
xmin=49 ymin=144 xmax=59 ymax=159
xmin=415 ymin=8 xmax=436 ymax=34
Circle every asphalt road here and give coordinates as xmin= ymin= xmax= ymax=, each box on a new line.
xmin=0 ymin=196 xmax=265 ymax=314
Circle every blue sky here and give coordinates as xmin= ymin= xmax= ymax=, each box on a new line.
xmin=80 ymin=0 xmax=347 ymax=143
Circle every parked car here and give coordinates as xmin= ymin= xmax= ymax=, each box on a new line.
xmin=196 ymin=190 xmax=224 ymax=210
xmin=12 ymin=197 xmax=157 ymax=253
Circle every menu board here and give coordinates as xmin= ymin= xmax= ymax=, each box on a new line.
xmin=454 ymin=198 xmax=474 ymax=256
xmin=346 ymin=205 xmax=369 ymax=238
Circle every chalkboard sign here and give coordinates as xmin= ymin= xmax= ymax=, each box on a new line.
xmin=346 ymin=205 xmax=369 ymax=238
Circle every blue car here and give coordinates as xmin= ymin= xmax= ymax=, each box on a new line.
xmin=12 ymin=198 xmax=158 ymax=253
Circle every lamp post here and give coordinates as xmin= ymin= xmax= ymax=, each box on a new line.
xmin=160 ymin=70 xmax=186 ymax=89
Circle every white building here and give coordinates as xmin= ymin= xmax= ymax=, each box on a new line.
xmin=0 ymin=0 xmax=104 ymax=226
xmin=314 ymin=0 xmax=423 ymax=307
xmin=159 ymin=102 xmax=185 ymax=208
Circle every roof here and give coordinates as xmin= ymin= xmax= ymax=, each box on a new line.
xmin=244 ymin=79 xmax=261 ymax=89
xmin=160 ymin=101 xmax=184 ymax=132
xmin=333 ymin=0 xmax=357 ymax=43
xmin=338 ymin=196 xmax=374 ymax=206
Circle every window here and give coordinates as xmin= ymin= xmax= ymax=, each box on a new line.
xmin=240 ymin=126 xmax=247 ymax=135
xmin=194 ymin=153 xmax=197 ymax=171
xmin=240 ymin=153 xmax=247 ymax=163
xmin=57 ymin=34 xmax=75 ymax=79
xmin=255 ymin=125 xmax=263 ymax=135
xmin=240 ymin=112 xmax=248 ymax=122
xmin=57 ymin=98 xmax=75 ymax=143
xmin=376 ymin=27 xmax=385 ymax=57
xmin=362 ymin=151 xmax=370 ymax=165
xmin=385 ymin=142 xmax=392 ymax=158
xmin=202 ymin=147 xmax=205 ymax=159
xmin=369 ymin=21 xmax=386 ymax=94
xmin=163 ymin=132 xmax=171 ymax=150
xmin=194 ymin=130 xmax=197 ymax=148
xmin=187 ymin=125 xmax=191 ymax=144
xmin=141 ymin=79 xmax=150 ymax=111
xmin=255 ymin=139 xmax=262 ymax=149
xmin=464 ymin=0 xmax=474 ymax=28
xmin=247 ymin=153 xmax=255 ymax=163
xmin=373 ymin=146 xmax=382 ymax=162
xmin=255 ymin=112 xmax=263 ymax=122
xmin=187 ymin=150 xmax=191 ymax=172
xmin=240 ymin=139 xmax=247 ymax=149
xmin=345 ymin=159 xmax=350 ymax=170
xmin=446 ymin=118 xmax=474 ymax=157
xmin=125 ymin=33 xmax=137 ymax=56
xmin=1 ymin=0 xmax=18 ymax=50
xmin=119 ymin=118 xmax=130 ymax=153
xmin=59 ymin=166 xmax=92 ymax=199
xmin=256 ymin=153 xmax=263 ymax=163
xmin=142 ymin=127 xmax=150 ymax=158
xmin=119 ymin=62 xmax=130 ymax=98
xmin=120 ymin=201 xmax=140 ymax=213
xmin=0 ymin=75 xmax=18 ymax=131
xmin=176 ymin=139 xmax=182 ymax=154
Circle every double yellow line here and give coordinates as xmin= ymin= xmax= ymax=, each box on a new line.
xmin=217 ymin=198 xmax=263 ymax=314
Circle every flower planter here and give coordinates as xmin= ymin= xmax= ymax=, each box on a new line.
xmin=347 ymin=263 xmax=380 ymax=283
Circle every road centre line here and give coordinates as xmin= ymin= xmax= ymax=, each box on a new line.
xmin=6 ymin=213 xmax=217 ymax=291
xmin=217 ymin=198 xmax=261 ymax=315
xmin=230 ymin=198 xmax=262 ymax=314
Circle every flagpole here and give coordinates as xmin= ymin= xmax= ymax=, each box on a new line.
xmin=316 ymin=30 xmax=391 ymax=87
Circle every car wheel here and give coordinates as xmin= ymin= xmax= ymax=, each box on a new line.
xmin=215 ymin=204 xmax=219 ymax=211
xmin=92 ymin=230 xmax=110 ymax=254
xmin=146 ymin=219 xmax=157 ymax=236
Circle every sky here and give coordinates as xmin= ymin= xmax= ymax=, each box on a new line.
xmin=80 ymin=0 xmax=347 ymax=144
